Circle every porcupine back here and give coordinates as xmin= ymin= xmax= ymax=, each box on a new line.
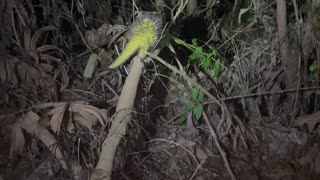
xmin=108 ymin=12 xmax=163 ymax=69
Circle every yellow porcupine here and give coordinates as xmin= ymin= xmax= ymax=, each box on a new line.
xmin=108 ymin=12 xmax=163 ymax=69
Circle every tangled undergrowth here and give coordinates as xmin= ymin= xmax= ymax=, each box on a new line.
xmin=1 ymin=0 xmax=320 ymax=180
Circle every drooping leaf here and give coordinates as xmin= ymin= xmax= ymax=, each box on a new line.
xmin=174 ymin=37 xmax=188 ymax=47
xmin=30 ymin=25 xmax=58 ymax=50
xmin=197 ymin=90 xmax=204 ymax=102
xmin=309 ymin=62 xmax=317 ymax=73
xmin=74 ymin=112 xmax=97 ymax=130
xmin=191 ymin=88 xmax=200 ymax=100
xmin=191 ymin=38 xmax=198 ymax=46
xmin=201 ymin=55 xmax=212 ymax=69
xmin=70 ymin=102 xmax=106 ymax=126
xmin=188 ymin=47 xmax=203 ymax=61
xmin=220 ymin=62 xmax=225 ymax=71
xmin=193 ymin=105 xmax=203 ymax=121
xmin=10 ymin=123 xmax=25 ymax=159
xmin=186 ymin=101 xmax=195 ymax=112
xmin=210 ymin=47 xmax=218 ymax=56
xmin=83 ymin=53 xmax=98 ymax=79
xmin=213 ymin=63 xmax=221 ymax=77
xmin=22 ymin=111 xmax=41 ymax=135
xmin=48 ymin=104 xmax=67 ymax=134
xmin=178 ymin=114 xmax=187 ymax=124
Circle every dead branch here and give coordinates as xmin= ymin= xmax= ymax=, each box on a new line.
xmin=149 ymin=53 xmax=236 ymax=180
xmin=203 ymin=112 xmax=236 ymax=180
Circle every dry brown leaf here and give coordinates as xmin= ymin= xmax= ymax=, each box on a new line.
xmin=85 ymin=24 xmax=125 ymax=48
xmin=24 ymin=28 xmax=31 ymax=51
xmin=107 ymin=24 xmax=128 ymax=49
xmin=0 ymin=113 xmax=16 ymax=127
xmin=33 ymin=102 xmax=66 ymax=109
xmin=69 ymin=102 xmax=106 ymax=126
xmin=57 ymin=64 xmax=69 ymax=91
xmin=74 ymin=111 xmax=98 ymax=130
xmin=40 ymin=54 xmax=61 ymax=62
xmin=315 ymin=152 xmax=320 ymax=174
xmin=294 ymin=111 xmax=320 ymax=132
xmin=5 ymin=57 xmax=18 ymax=85
xmin=67 ymin=114 xmax=75 ymax=133
xmin=21 ymin=111 xmax=41 ymax=135
xmin=0 ymin=58 xmax=7 ymax=84
xmin=195 ymin=146 xmax=207 ymax=161
xmin=40 ymin=63 xmax=54 ymax=72
xmin=30 ymin=25 xmax=57 ymax=50
xmin=299 ymin=143 xmax=320 ymax=174
xmin=16 ymin=62 xmax=27 ymax=80
xmin=32 ymin=101 xmax=107 ymax=134
xmin=17 ymin=62 xmax=37 ymax=88
xmin=0 ymin=55 xmax=18 ymax=85
xmin=10 ymin=122 xmax=25 ymax=159
xmin=83 ymin=53 xmax=98 ymax=79
xmin=36 ymin=45 xmax=61 ymax=53
xmin=48 ymin=104 xmax=67 ymax=134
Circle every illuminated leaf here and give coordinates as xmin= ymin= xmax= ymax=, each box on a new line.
xmin=213 ymin=63 xmax=221 ymax=77
xmin=309 ymin=62 xmax=317 ymax=73
xmin=178 ymin=114 xmax=187 ymax=124
xmin=192 ymin=38 xmax=198 ymax=46
xmin=174 ymin=37 xmax=188 ymax=47
xmin=189 ymin=47 xmax=203 ymax=61
xmin=197 ymin=91 xmax=204 ymax=102
xmin=186 ymin=101 xmax=195 ymax=112
xmin=191 ymin=88 xmax=200 ymax=100
xmin=193 ymin=105 xmax=203 ymax=121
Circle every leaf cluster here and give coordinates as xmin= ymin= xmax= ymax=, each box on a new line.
xmin=179 ymin=88 xmax=204 ymax=124
xmin=174 ymin=37 xmax=224 ymax=77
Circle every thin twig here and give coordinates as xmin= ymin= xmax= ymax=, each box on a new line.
xmin=148 ymin=139 xmax=199 ymax=165
xmin=172 ymin=0 xmax=189 ymax=22
xmin=148 ymin=53 xmax=224 ymax=107
xmin=149 ymin=53 xmax=236 ymax=180
xmin=203 ymin=112 xmax=236 ymax=180
xmin=148 ymin=138 xmax=201 ymax=180
xmin=205 ymin=86 xmax=320 ymax=103
xmin=218 ymin=21 xmax=256 ymax=49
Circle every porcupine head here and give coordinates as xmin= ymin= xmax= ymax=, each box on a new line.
xmin=108 ymin=12 xmax=163 ymax=69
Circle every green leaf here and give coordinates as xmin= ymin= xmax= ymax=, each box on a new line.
xmin=197 ymin=90 xmax=204 ymax=102
xmin=213 ymin=63 xmax=221 ymax=77
xmin=231 ymin=87 xmax=241 ymax=96
xmin=178 ymin=114 xmax=187 ymax=124
xmin=192 ymin=38 xmax=198 ymax=46
xmin=162 ymin=33 xmax=174 ymax=47
xmin=193 ymin=105 xmax=203 ymax=121
xmin=211 ymin=48 xmax=217 ymax=56
xmin=249 ymin=79 xmax=258 ymax=88
xmin=309 ymin=62 xmax=317 ymax=73
xmin=174 ymin=37 xmax=188 ymax=47
xmin=191 ymin=88 xmax=200 ymax=100
xmin=220 ymin=62 xmax=225 ymax=71
xmin=191 ymin=88 xmax=204 ymax=102
xmin=201 ymin=55 xmax=212 ymax=69
xmin=186 ymin=101 xmax=195 ymax=112
xmin=188 ymin=53 xmax=199 ymax=61
xmin=188 ymin=47 xmax=203 ymax=61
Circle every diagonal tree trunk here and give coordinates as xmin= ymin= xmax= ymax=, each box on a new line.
xmin=91 ymin=57 xmax=144 ymax=180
